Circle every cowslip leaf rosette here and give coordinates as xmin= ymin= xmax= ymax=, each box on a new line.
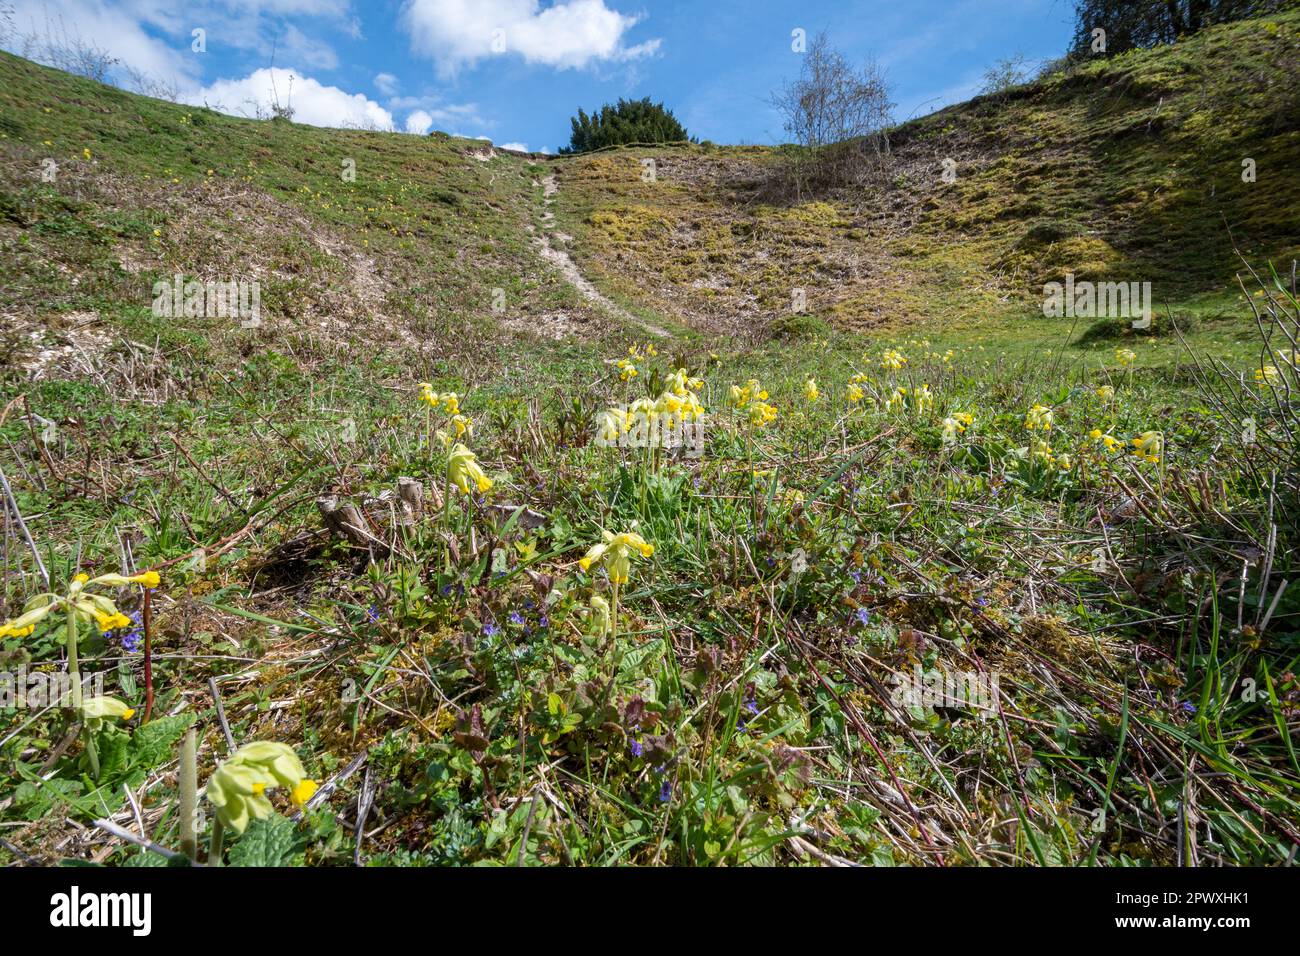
xmin=205 ymin=741 xmax=318 ymax=835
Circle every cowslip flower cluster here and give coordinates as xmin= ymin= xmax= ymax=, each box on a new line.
xmin=804 ymin=378 xmax=819 ymax=403
xmin=616 ymin=358 xmax=638 ymax=382
xmin=1095 ymin=385 xmax=1116 ymax=403
xmin=941 ymin=413 xmax=974 ymax=444
xmin=418 ymin=384 xmax=460 ymax=415
xmin=1256 ymin=365 xmax=1280 ymax=388
xmin=419 ymin=384 xmax=473 ymax=446
xmin=880 ymin=349 xmax=908 ymax=371
xmin=1089 ymin=428 xmax=1122 ymax=452
xmin=730 ymin=378 xmax=777 ymax=428
xmin=1132 ymin=430 xmax=1163 ymax=463
xmin=0 ymin=570 xmax=159 ymax=639
xmin=205 ymin=741 xmax=318 ymax=835
xmin=579 ymin=529 xmax=655 ymax=585
xmin=597 ymin=369 xmax=706 ymax=449
xmin=1025 ymin=404 xmax=1054 ymax=432
xmin=447 ymin=443 xmax=494 ymax=494
xmin=1115 ymin=348 xmax=1137 ymax=367
xmin=886 ymin=385 xmax=932 ymax=414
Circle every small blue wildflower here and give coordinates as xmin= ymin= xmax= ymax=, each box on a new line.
xmin=1181 ymin=701 xmax=1197 ymax=714
xmin=849 ymin=570 xmax=862 ymax=584
xmin=745 ymin=697 xmax=759 ymax=716
xmin=114 ymin=610 xmax=144 ymax=654
xmin=629 ymin=738 xmax=644 ymax=758
xmin=483 ymin=622 xmax=499 ymax=638
xmin=441 ymin=584 xmax=454 ymax=596
xmin=658 ymin=779 xmax=672 ymax=803
xmin=855 ymin=607 xmax=871 ymax=627
xmin=509 ymin=611 xmax=525 ymax=627
xmin=366 ymin=606 xmax=380 ymax=624
xmin=537 ymin=615 xmax=550 ymax=630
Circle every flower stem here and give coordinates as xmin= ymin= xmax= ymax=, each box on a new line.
xmin=208 ymin=817 xmax=225 ymax=866
xmin=142 ymin=586 xmax=154 ymax=724
xmin=66 ymin=604 xmax=99 ymax=780
xmin=179 ymin=728 xmax=198 ymax=862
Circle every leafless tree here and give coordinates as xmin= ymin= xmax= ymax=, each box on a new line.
xmin=772 ymin=31 xmax=895 ymax=197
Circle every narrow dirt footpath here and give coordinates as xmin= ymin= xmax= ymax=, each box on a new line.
xmin=533 ymin=174 xmax=669 ymax=338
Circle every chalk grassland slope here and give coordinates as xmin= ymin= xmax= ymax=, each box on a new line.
xmin=0 ymin=50 xmax=642 ymax=385
xmin=553 ymin=11 xmax=1300 ymax=338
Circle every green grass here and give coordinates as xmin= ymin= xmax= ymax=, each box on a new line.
xmin=0 ymin=19 xmax=1298 ymax=867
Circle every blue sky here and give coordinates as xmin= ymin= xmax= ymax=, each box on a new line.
xmin=3 ymin=0 xmax=1078 ymax=151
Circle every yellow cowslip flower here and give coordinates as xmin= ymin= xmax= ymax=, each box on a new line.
xmin=1089 ymin=429 xmax=1121 ymax=452
xmin=1116 ymin=348 xmax=1137 ymax=367
xmin=747 ymin=400 xmax=777 ymax=427
xmin=80 ymin=696 xmax=136 ymax=727
xmin=1255 ymin=365 xmax=1280 ymax=388
xmin=1055 ymin=454 xmax=1074 ymax=472
xmin=665 ymin=368 xmax=704 ymax=397
xmin=1030 ymin=439 xmax=1054 ymax=461
xmin=82 ymin=570 xmax=160 ymax=589
xmin=578 ymin=529 xmax=654 ymax=585
xmin=1025 ymin=404 xmax=1054 ymax=431
xmin=83 ymin=148 xmax=91 ymax=160
xmin=616 ymin=358 xmax=638 ymax=381
xmin=1095 ymin=385 xmax=1116 ymax=403
xmin=1132 ymin=431 xmax=1163 ymax=463
xmin=596 ymin=409 xmax=623 ymax=444
xmin=913 ymin=384 xmax=934 ymax=413
xmin=804 ymin=378 xmax=819 ymax=403
xmin=941 ymin=412 xmax=973 ymax=444
xmin=941 ymin=349 xmax=955 ymax=364
xmin=582 ymin=595 xmax=612 ymax=637
xmin=418 ymin=385 xmax=460 ymax=414
xmin=881 ymin=349 xmax=908 ymax=371
xmin=847 ymin=383 xmax=864 ymax=404
xmin=1 ymin=569 xmax=160 ymax=641
xmin=729 ymin=379 xmax=769 ymax=410
xmin=447 ymin=443 xmax=493 ymax=495
xmin=449 ymin=414 xmax=472 ymax=438
xmin=205 ymin=741 xmax=317 ymax=835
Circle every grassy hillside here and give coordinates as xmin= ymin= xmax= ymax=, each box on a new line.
xmin=556 ymin=11 xmax=1300 ymax=338
xmin=0 ymin=12 xmax=1298 ymax=868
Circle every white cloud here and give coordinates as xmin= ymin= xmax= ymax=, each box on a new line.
xmin=187 ymin=67 xmax=394 ymax=130
xmin=5 ymin=0 xmax=199 ymax=86
xmin=374 ymin=71 xmax=399 ymax=96
xmin=498 ymin=141 xmax=528 ymax=152
xmin=400 ymin=0 xmax=660 ymax=75
xmin=404 ymin=109 xmax=432 ymax=134
xmin=388 ymin=95 xmax=484 ymax=129
xmin=280 ymin=23 xmax=338 ymax=70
